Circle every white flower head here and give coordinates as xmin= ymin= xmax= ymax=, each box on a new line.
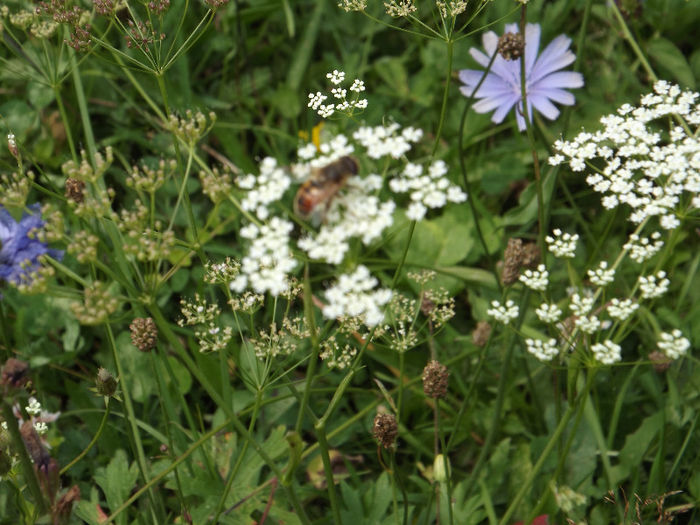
xmin=592 ymin=340 xmax=622 ymax=365
xmin=519 ymin=264 xmax=549 ymax=291
xmin=322 ymin=265 xmax=392 ymax=327
xmin=657 ymin=329 xmax=690 ymax=359
xmin=487 ymin=299 xmax=519 ymax=324
xmin=546 ymin=229 xmax=579 ymax=258
xmin=525 ymin=338 xmax=559 ymax=361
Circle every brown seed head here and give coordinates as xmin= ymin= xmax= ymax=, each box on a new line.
xmin=472 ymin=321 xmax=492 ymax=347
xmin=521 ymin=242 xmax=540 ymax=269
xmin=372 ymin=413 xmax=398 ymax=449
xmin=422 ymin=360 xmax=449 ymax=399
xmin=130 ymin=317 xmax=158 ymax=352
xmin=501 ymin=238 xmax=524 ymax=286
xmin=65 ymin=177 xmax=86 ymax=204
xmin=20 ymin=421 xmax=51 ymax=470
xmin=497 ymin=32 xmax=525 ymax=61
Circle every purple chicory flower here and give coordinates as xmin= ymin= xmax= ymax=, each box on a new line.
xmin=459 ymin=23 xmax=584 ymax=131
xmin=0 ymin=204 xmax=63 ymax=285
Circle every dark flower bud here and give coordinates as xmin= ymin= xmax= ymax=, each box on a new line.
xmin=372 ymin=413 xmax=398 ymax=449
xmin=130 ymin=317 xmax=158 ymax=352
xmin=497 ymin=32 xmax=525 ymax=61
xmin=65 ymin=178 xmax=86 ymax=204
xmin=501 ymin=237 xmax=524 ymax=286
xmin=95 ymin=368 xmax=117 ymax=397
xmin=472 ymin=321 xmax=492 ymax=347
xmin=648 ymin=351 xmax=671 ymax=373
xmin=1 ymin=358 xmax=30 ymax=390
xmin=422 ymin=360 xmax=449 ymax=399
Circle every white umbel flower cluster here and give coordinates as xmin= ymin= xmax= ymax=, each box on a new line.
xmin=638 ymin=271 xmax=670 ymax=299
xmin=587 ymin=261 xmax=615 ymax=287
xmin=308 ymin=70 xmax=368 ymax=118
xmin=353 ymin=123 xmax=422 ymax=159
xmin=546 ymin=229 xmax=579 ymax=258
xmin=525 ymin=338 xmax=559 ymax=361
xmin=550 ymin=81 xmax=700 ymax=229
xmin=535 ymin=302 xmax=562 ymax=323
xmin=657 ymin=329 xmax=690 ymax=359
xmin=487 ymin=299 xmax=519 ymax=324
xmin=591 ymin=340 xmax=622 ymax=364
xmin=623 ymin=232 xmax=664 ymax=263
xmin=519 ymin=264 xmax=549 ymax=291
xmin=389 ymin=160 xmax=467 ymax=220
xmin=237 ymin=157 xmax=291 ymax=220
xmin=322 ymin=265 xmax=392 ymax=327
xmin=607 ymin=298 xmax=639 ymax=321
xmin=230 ymin=218 xmax=297 ymax=296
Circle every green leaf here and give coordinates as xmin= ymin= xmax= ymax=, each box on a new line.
xmin=93 ymin=449 xmax=139 ymax=525
xmin=647 ymin=37 xmax=695 ymax=88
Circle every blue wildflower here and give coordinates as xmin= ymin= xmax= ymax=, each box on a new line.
xmin=459 ymin=23 xmax=584 ymax=131
xmin=0 ymin=204 xmax=63 ymax=285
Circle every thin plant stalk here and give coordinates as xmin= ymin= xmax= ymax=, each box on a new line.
xmin=60 ymin=398 xmax=111 ymax=475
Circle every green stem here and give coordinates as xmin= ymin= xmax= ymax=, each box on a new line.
xmin=432 ymin=39 xmax=454 ymax=156
xmin=148 ymin=305 xmax=312 ymax=524
xmin=105 ymin=322 xmax=165 ymax=518
xmin=457 ymin=50 xmax=501 ymax=291
xmin=53 ymin=85 xmax=77 ymax=161
xmin=1 ymin=401 xmax=47 ymax=514
xmin=519 ymin=6 xmax=547 ymax=257
xmin=314 ymin=421 xmax=342 ymax=524
xmin=295 ymin=265 xmax=321 ymax=433
xmin=60 ymin=398 xmax=111 ymax=475
xmin=69 ymin=49 xmax=97 ymax=162
xmin=210 ymin=389 xmax=264 ymax=524
xmin=499 ymin=370 xmax=596 ymax=525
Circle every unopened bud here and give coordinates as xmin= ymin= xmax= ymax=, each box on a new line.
xmin=433 ymin=454 xmax=450 ymax=482
xmin=648 ymin=351 xmax=671 ymax=373
xmin=95 ymin=368 xmax=117 ymax=397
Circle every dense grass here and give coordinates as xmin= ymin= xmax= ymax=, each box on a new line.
xmin=1 ymin=0 xmax=699 ymax=523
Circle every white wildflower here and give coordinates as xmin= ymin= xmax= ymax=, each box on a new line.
xmin=546 ymin=229 xmax=579 ymax=258
xmin=487 ymin=299 xmax=519 ymax=325
xmin=592 ymin=340 xmax=622 ymax=364
xmin=587 ymin=261 xmax=615 ymax=287
xmin=535 ymin=302 xmax=562 ymax=323
xmin=607 ymin=298 xmax=639 ymax=321
xmin=525 ymin=338 xmax=559 ymax=362
xmin=323 ymin=265 xmax=392 ymax=327
xmin=623 ymin=232 xmax=663 ymax=263
xmin=519 ymin=264 xmax=549 ymax=291
xmin=657 ymin=329 xmax=690 ymax=359
xmin=638 ymin=271 xmax=670 ymax=299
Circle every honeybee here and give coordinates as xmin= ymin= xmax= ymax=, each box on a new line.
xmin=294 ymin=156 xmax=359 ymax=221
